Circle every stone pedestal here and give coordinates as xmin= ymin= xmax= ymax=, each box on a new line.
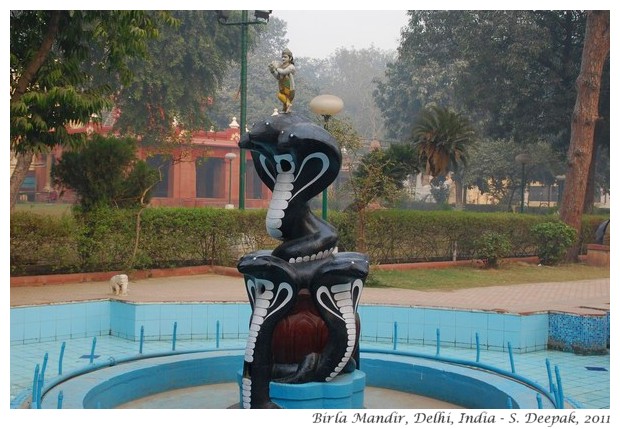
xmin=238 ymin=369 xmax=366 ymax=409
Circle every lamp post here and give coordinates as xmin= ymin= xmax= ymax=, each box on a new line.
xmin=515 ymin=153 xmax=531 ymax=213
xmin=310 ymin=94 xmax=344 ymax=220
xmin=555 ymin=174 xmax=566 ymax=209
xmin=225 ymin=152 xmax=237 ymax=209
xmin=217 ymin=10 xmax=271 ymax=210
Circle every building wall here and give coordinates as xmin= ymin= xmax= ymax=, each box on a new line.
xmin=18 ymin=122 xmax=272 ymax=209
xmin=16 ymin=126 xmax=610 ymax=211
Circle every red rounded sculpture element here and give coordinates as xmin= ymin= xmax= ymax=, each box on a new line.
xmin=272 ymin=291 xmax=329 ymax=363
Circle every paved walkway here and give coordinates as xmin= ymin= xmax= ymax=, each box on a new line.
xmin=10 ymin=273 xmax=610 ymax=316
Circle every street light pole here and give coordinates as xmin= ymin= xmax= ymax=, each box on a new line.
xmin=520 ymin=162 xmax=526 ymax=213
xmin=320 ymin=115 xmax=332 ymax=219
xmin=217 ymin=10 xmax=271 ymax=210
xmin=515 ymin=153 xmax=531 ymax=213
xmin=309 ymin=95 xmax=344 ymax=221
xmin=239 ymin=10 xmax=248 ymax=210
xmin=555 ymin=174 xmax=566 ymax=210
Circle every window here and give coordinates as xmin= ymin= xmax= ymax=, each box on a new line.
xmin=20 ymin=171 xmax=36 ymax=202
xmin=196 ymin=157 xmax=225 ymax=198
xmin=146 ymin=155 xmax=171 ymax=198
xmin=245 ymin=160 xmax=263 ymax=199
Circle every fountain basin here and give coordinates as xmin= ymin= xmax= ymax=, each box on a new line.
xmin=36 ymin=348 xmax=556 ymax=409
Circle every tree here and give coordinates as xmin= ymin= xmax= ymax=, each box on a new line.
xmin=208 ymin=15 xmax=397 ymax=146
xmin=330 ymin=117 xmax=418 ymax=213
xmin=560 ymin=11 xmax=610 ymax=261
xmin=455 ymin=11 xmax=586 ymax=145
xmin=345 ymin=148 xmax=402 ymax=253
xmin=347 ymin=149 xmax=408 ymax=212
xmin=322 ymin=115 xmax=364 ymax=154
xmin=463 ymin=139 xmax=564 ymax=209
xmin=375 ymin=11 xmax=588 ymax=145
xmin=320 ymin=47 xmax=395 ymax=140
xmin=114 ymin=11 xmax=255 ymax=140
xmin=584 ymin=56 xmax=610 ymax=212
xmin=105 ymin=10 xmax=265 ymax=209
xmin=374 ymin=11 xmax=608 ymax=210
xmin=51 ymin=135 xmax=159 ymax=211
xmin=10 ymin=11 xmax=176 ymax=211
xmin=321 ymin=115 xmax=363 ymax=211
xmin=411 ymin=105 xmax=475 ymax=206
xmin=412 ymin=106 xmax=474 ymax=176
xmin=209 ymin=16 xmax=295 ymax=128
xmin=52 ymin=134 xmax=162 ymax=268
xmin=374 ymin=11 xmax=467 ymax=141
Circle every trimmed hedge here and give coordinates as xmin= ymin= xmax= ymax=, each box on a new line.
xmin=10 ymin=207 xmax=607 ymax=276
xmin=10 ymin=211 xmax=82 ymax=275
xmin=333 ymin=210 xmax=557 ymax=264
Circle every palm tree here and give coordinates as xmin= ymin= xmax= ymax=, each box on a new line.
xmin=412 ymin=105 xmax=475 ymax=175
xmin=412 ymin=105 xmax=475 ymax=205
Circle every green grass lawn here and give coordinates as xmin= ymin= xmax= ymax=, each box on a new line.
xmin=13 ymin=202 xmax=74 ymax=216
xmin=368 ymin=262 xmax=609 ymax=291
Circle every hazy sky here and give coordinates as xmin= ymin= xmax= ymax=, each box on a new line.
xmin=271 ymin=10 xmax=409 ymax=59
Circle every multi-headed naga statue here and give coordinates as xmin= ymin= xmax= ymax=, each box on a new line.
xmin=237 ymin=112 xmax=369 ymax=409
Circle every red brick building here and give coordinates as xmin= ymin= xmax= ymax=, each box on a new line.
xmin=15 ymin=117 xmax=272 ymax=209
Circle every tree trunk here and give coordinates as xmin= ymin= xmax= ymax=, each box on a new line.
xmin=559 ymin=11 xmax=609 ymax=261
xmin=10 ymin=152 xmax=34 ymax=211
xmin=11 ymin=11 xmax=62 ymax=211
xmin=583 ymin=143 xmax=599 ymax=214
xmin=454 ymin=179 xmax=463 ymax=207
xmin=11 ymin=11 xmax=61 ymax=103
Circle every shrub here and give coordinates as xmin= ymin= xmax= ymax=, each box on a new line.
xmin=52 ymin=135 xmax=158 ymax=211
xmin=11 ymin=208 xmax=603 ymax=275
xmin=473 ymin=232 xmax=512 ymax=268
xmin=530 ymin=221 xmax=577 ymax=265
xmin=10 ymin=211 xmax=81 ymax=274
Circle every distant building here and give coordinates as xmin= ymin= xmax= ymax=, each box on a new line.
xmin=13 ymin=114 xmax=272 ymax=209
xmin=13 ymin=122 xmax=610 ymax=211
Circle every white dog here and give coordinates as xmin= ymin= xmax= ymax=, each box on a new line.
xmin=110 ymin=274 xmax=129 ymax=296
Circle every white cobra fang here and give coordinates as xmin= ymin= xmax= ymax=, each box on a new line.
xmin=315 ymin=278 xmax=364 ymax=381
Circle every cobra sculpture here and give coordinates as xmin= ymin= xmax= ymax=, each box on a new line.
xmin=237 ymin=113 xmax=369 ymax=409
